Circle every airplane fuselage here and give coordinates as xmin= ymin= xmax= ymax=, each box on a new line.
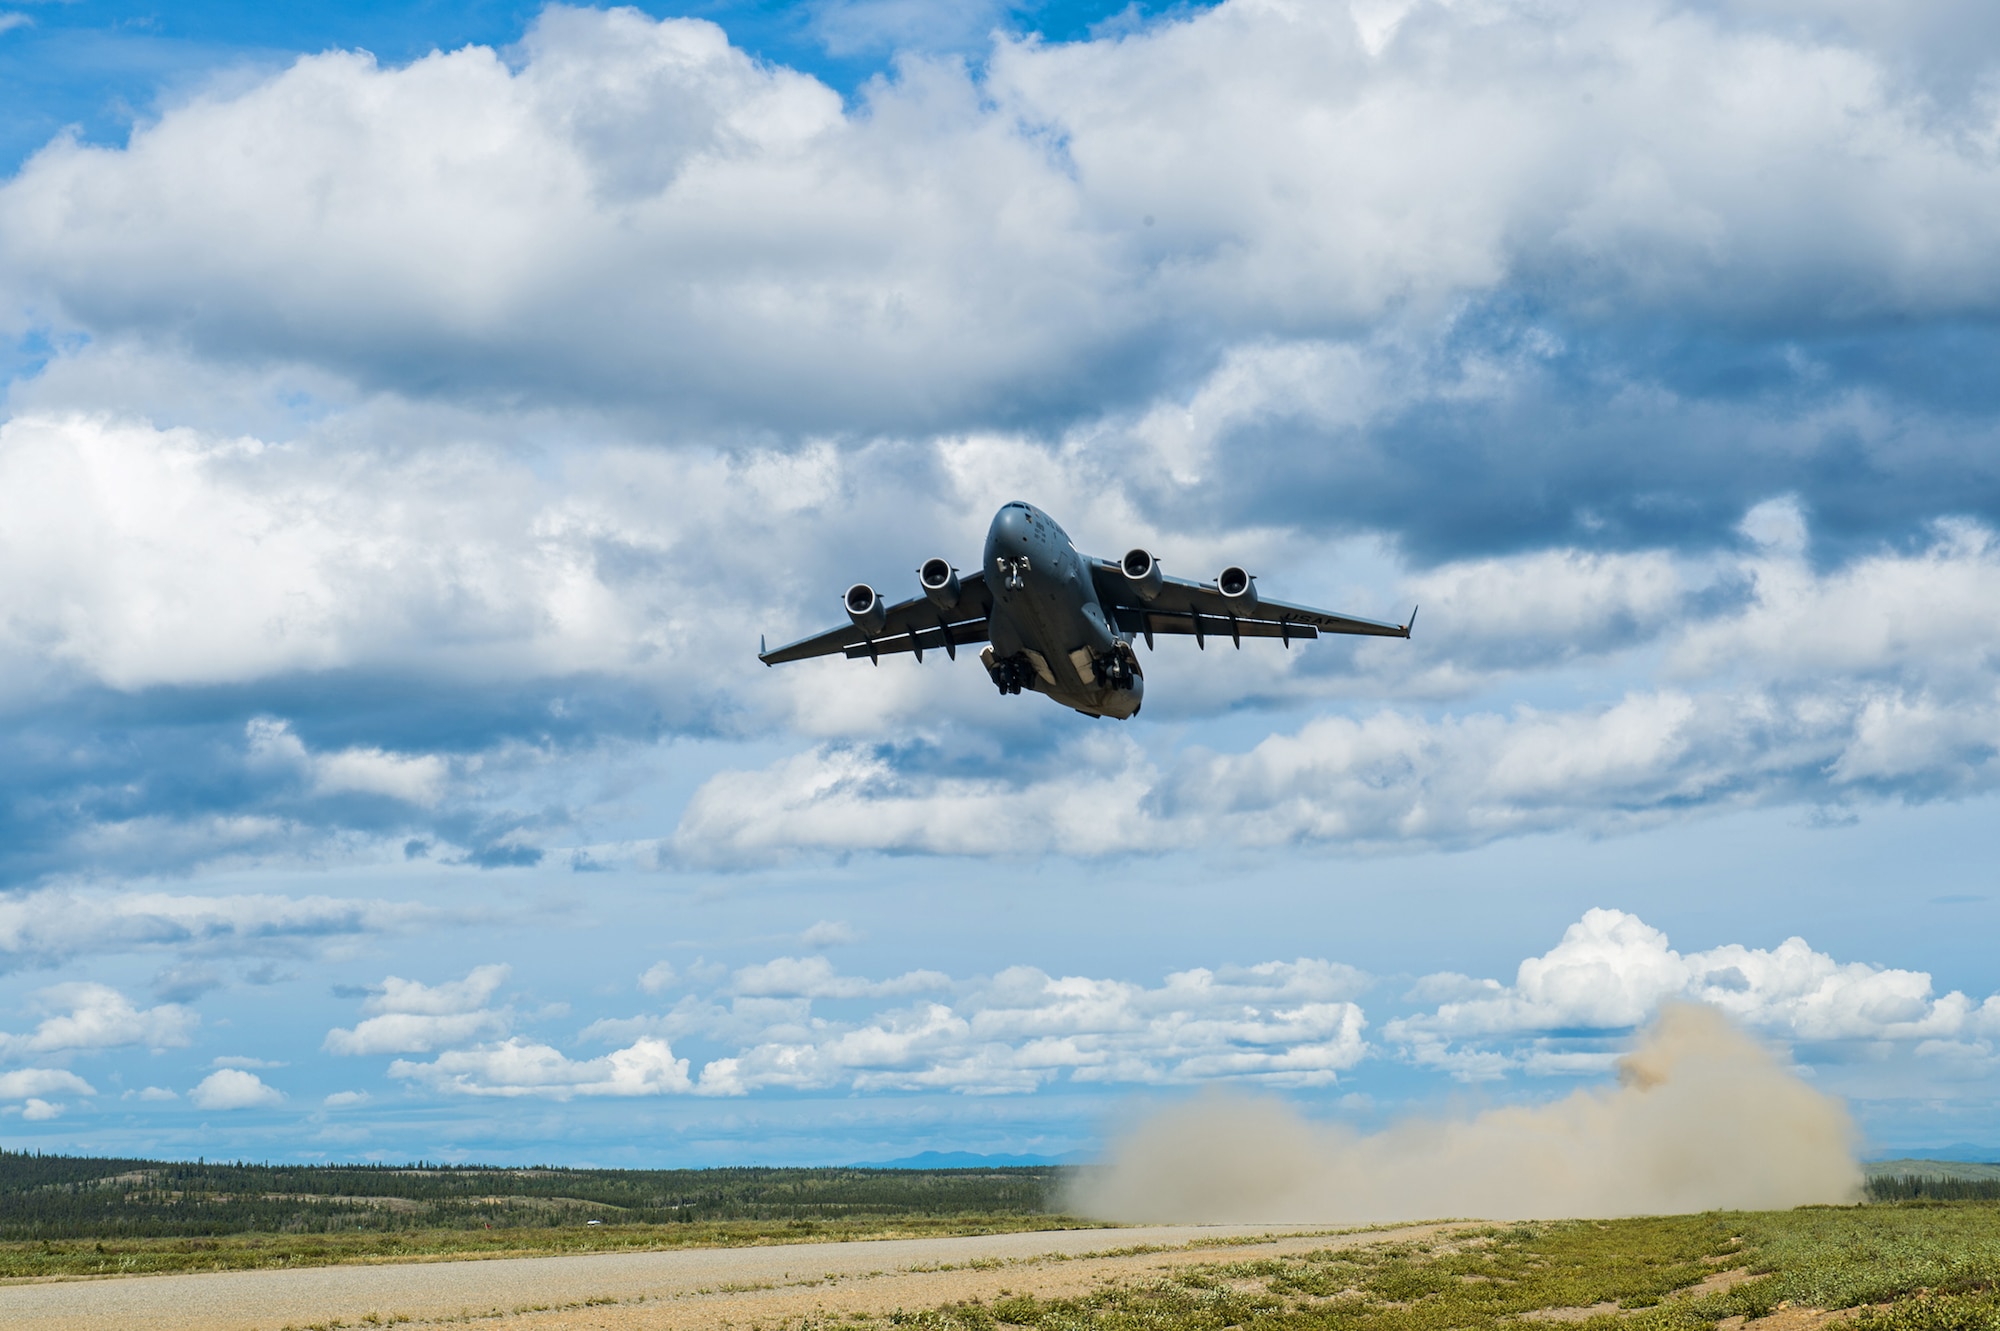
xmin=982 ymin=501 xmax=1143 ymax=718
xmin=756 ymin=500 xmax=1413 ymax=716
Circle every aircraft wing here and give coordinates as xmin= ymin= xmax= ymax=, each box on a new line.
xmin=759 ymin=571 xmax=994 ymax=665
xmin=1089 ymin=561 xmax=1412 ymax=646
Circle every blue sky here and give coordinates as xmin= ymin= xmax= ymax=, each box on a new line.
xmin=1 ymin=0 xmax=1998 ymax=1166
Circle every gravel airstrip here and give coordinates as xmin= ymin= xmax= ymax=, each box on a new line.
xmin=0 ymin=1221 xmax=1455 ymax=1331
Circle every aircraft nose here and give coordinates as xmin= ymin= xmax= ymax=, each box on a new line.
xmin=989 ymin=504 xmax=1034 ymax=557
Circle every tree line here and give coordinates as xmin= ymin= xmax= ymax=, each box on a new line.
xmin=1865 ymin=1174 xmax=2000 ymax=1203
xmin=0 ymin=1150 xmax=1063 ymax=1239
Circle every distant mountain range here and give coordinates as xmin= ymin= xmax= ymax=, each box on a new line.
xmin=849 ymin=1150 xmax=1094 ymax=1169
xmin=1864 ymin=1155 xmax=2000 ymax=1181
xmin=1864 ymin=1144 xmax=1999 ymax=1166
xmin=855 ymin=1148 xmax=1998 ymax=1173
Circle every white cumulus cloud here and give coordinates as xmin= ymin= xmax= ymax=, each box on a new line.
xmin=0 ymin=983 xmax=195 ymax=1055
xmin=325 ymin=925 xmax=2000 ymax=1111
xmin=189 ymin=1068 xmax=284 ymax=1109
xmin=246 ymin=717 xmax=447 ymax=806
xmin=0 ymin=886 xmax=438 ymax=968
xmin=731 ymin=956 xmax=951 ymax=1000
xmin=390 ymin=1036 xmax=691 ymax=1099
xmin=1387 ymin=908 xmax=2000 ymax=1080
xmin=324 ymin=964 xmax=511 ymax=1055
xmin=8 ymin=3 xmax=2000 ymax=431
xmin=663 ymin=956 xmax=1370 ymax=1097
xmin=0 ymin=1068 xmax=96 ymax=1100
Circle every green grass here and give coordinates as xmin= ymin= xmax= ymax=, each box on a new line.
xmin=835 ymin=1203 xmax=2000 ymax=1331
xmin=0 ymin=1148 xmax=1108 ymax=1279
xmin=1735 ymin=1202 xmax=2000 ymax=1308
xmin=0 ymin=1213 xmax=1109 ymax=1281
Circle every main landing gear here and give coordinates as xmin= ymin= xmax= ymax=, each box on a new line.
xmin=1096 ymin=645 xmax=1139 ymax=690
xmin=982 ymin=649 xmax=1032 ymax=695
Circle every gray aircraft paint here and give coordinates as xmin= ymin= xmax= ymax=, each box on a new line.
xmin=983 ymin=502 xmax=1137 ymax=716
xmin=759 ymin=502 xmax=1413 ymax=719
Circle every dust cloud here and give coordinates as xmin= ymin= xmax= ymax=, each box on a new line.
xmin=1068 ymin=1004 xmax=1861 ymax=1222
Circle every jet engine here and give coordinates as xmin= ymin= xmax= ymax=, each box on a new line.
xmin=920 ymin=557 xmax=960 ymax=610
xmin=1217 ymin=565 xmax=1257 ymax=607
xmin=1121 ymin=548 xmax=1165 ymax=601
xmin=845 ymin=582 xmax=887 ymax=633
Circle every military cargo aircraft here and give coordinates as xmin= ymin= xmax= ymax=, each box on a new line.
xmin=758 ymin=501 xmax=1415 ymax=718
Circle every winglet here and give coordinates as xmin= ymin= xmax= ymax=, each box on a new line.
xmin=759 ymin=633 xmax=771 ymax=666
xmin=1404 ymin=605 xmax=1419 ymax=639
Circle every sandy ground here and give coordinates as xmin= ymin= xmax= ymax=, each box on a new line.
xmin=0 ymin=1222 xmax=1460 ymax=1331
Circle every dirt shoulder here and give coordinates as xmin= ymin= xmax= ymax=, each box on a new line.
xmin=0 ymin=1222 xmax=1452 ymax=1331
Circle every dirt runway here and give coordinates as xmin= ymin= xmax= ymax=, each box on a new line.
xmin=0 ymin=1222 xmax=1452 ymax=1331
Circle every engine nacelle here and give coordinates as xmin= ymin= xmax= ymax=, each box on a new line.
xmin=845 ymin=582 xmax=887 ymax=633
xmin=1217 ymin=565 xmax=1258 ymax=607
xmin=1121 ymin=548 xmax=1165 ymax=602
xmin=920 ymin=557 xmax=960 ymax=610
